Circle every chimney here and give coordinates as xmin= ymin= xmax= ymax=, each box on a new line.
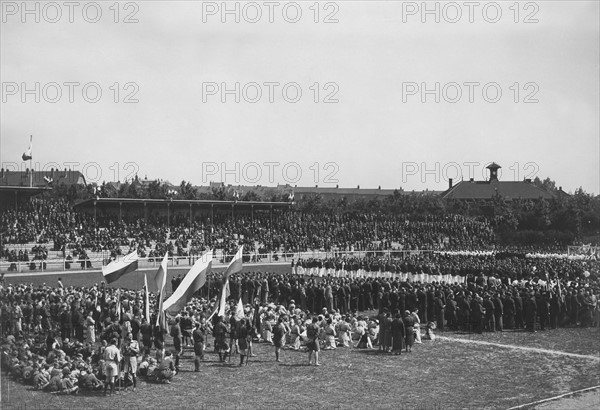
xmin=449 ymin=178 xmax=453 ymax=189
xmin=357 ymin=185 xmax=360 ymax=189
xmin=559 ymin=186 xmax=562 ymax=191
xmin=486 ymin=162 xmax=501 ymax=182
xmin=378 ymin=186 xmax=381 ymax=190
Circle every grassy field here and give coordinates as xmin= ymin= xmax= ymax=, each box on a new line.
xmin=2 ymin=266 xmax=600 ymax=409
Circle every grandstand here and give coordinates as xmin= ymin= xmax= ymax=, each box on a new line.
xmin=1 ymin=161 xmax=598 ymax=276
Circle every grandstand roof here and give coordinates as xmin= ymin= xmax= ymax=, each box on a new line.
xmin=442 ymin=180 xmax=556 ymax=200
xmin=73 ymin=197 xmax=293 ymax=210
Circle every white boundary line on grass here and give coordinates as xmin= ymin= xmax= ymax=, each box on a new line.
xmin=437 ymin=335 xmax=600 ymax=361
xmin=505 ymin=384 xmax=600 ymax=409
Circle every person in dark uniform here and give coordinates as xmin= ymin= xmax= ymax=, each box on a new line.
xmin=471 ymin=296 xmax=485 ymax=334
xmin=398 ymin=288 xmax=407 ymax=316
xmin=390 ymin=311 xmax=405 ymax=355
xmin=445 ymin=293 xmax=457 ymax=330
xmin=514 ymin=291 xmax=524 ymax=329
xmin=524 ymin=292 xmax=538 ymax=332
xmin=139 ymin=318 xmax=153 ymax=355
xmin=213 ymin=316 xmax=229 ymax=363
xmin=130 ymin=314 xmax=141 ymax=341
xmin=492 ymin=292 xmax=504 ymax=332
xmin=192 ymin=320 xmax=205 ymax=371
xmin=503 ymin=292 xmax=515 ymax=330
xmin=403 ymin=310 xmax=415 ymax=352
xmin=179 ymin=312 xmax=192 ymax=347
xmin=237 ymin=318 xmax=250 ymax=367
xmin=483 ymin=294 xmax=495 ymax=332
xmin=362 ymin=280 xmax=373 ymax=310
xmin=434 ymin=292 xmax=445 ymax=331
xmin=170 ymin=318 xmax=182 ymax=371
xmin=60 ymin=306 xmax=72 ymax=341
xmin=417 ymin=287 xmax=428 ymax=323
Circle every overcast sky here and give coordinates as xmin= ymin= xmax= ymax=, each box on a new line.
xmin=1 ymin=0 xmax=598 ymax=193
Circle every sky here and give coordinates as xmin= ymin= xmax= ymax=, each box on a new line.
xmin=1 ymin=0 xmax=598 ymax=194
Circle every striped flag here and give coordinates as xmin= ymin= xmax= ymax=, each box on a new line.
xmin=155 ymin=252 xmax=168 ymax=327
xmin=154 ymin=252 xmax=168 ymax=297
xmin=223 ymin=246 xmax=244 ymax=282
xmin=162 ymin=251 xmax=212 ymax=316
xmin=102 ymin=251 xmax=138 ymax=284
xmin=144 ymin=274 xmax=150 ymax=323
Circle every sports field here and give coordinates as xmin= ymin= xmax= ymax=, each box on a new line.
xmin=2 ymin=265 xmax=599 ymax=410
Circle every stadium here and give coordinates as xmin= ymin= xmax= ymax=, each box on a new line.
xmin=1 ymin=162 xmax=599 ymax=410
xmin=2 ymin=1 xmax=599 ymax=409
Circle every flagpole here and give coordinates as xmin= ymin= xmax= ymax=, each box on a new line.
xmin=29 ymin=135 xmax=33 ymax=187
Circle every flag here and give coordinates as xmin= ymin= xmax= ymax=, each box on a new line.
xmin=223 ymin=246 xmax=244 ymax=282
xmin=234 ymin=298 xmax=244 ymax=320
xmin=217 ymin=278 xmax=230 ymax=317
xmin=115 ymin=289 xmax=121 ymax=322
xmin=154 ymin=252 xmax=168 ymax=307
xmin=162 ymin=251 xmax=212 ymax=316
xmin=102 ymin=251 xmax=138 ymax=284
xmin=144 ymin=274 xmax=150 ymax=323
xmin=155 ymin=252 xmax=168 ymax=327
xmin=22 ymin=135 xmax=32 ymax=161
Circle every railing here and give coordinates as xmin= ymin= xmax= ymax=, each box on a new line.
xmin=0 ymin=249 xmax=440 ymax=274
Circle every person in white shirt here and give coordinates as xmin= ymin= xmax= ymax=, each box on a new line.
xmin=103 ymin=338 xmax=121 ymax=396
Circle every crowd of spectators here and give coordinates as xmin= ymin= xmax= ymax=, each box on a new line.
xmin=1 ymin=255 xmax=599 ymax=395
xmin=1 ymin=198 xmax=502 ymax=262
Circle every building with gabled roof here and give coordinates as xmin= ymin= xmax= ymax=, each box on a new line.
xmin=441 ymin=163 xmax=561 ymax=200
xmin=0 ymin=168 xmax=86 ymax=187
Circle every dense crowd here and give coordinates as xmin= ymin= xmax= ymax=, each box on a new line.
xmin=2 ymin=198 xmax=500 ymax=262
xmin=293 ymin=253 xmax=597 ymax=281
xmin=1 ymin=252 xmax=599 ymax=395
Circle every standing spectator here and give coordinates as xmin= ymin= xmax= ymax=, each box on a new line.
xmin=86 ymin=311 xmax=96 ymax=343
xmin=273 ymin=316 xmax=287 ymax=362
xmin=122 ymin=332 xmax=139 ymax=392
xmin=103 ymin=338 xmax=121 ymax=396
xmin=170 ymin=317 xmax=182 ymax=372
xmin=306 ymin=316 xmax=321 ymax=366
xmin=192 ymin=321 xmax=205 ymax=371
xmin=390 ymin=311 xmax=405 ymax=355
xmin=237 ymin=318 xmax=250 ymax=367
